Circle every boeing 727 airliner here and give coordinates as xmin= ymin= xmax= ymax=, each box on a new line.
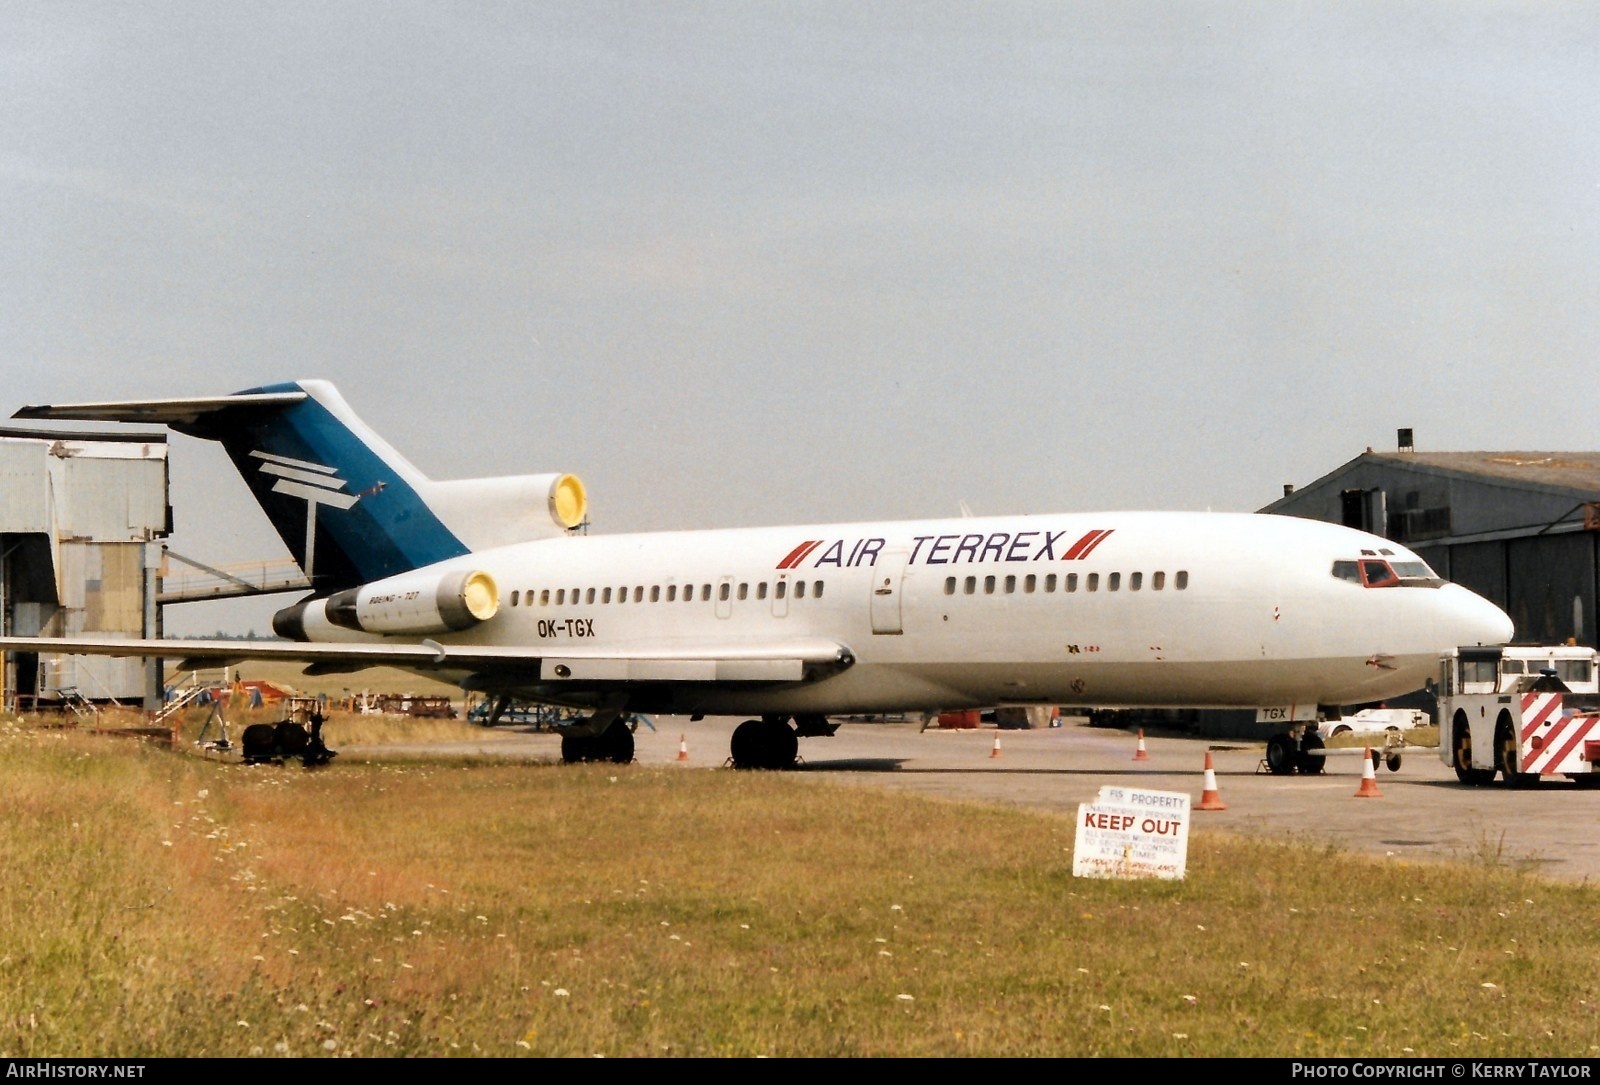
xmin=3 ymin=380 xmax=1513 ymax=768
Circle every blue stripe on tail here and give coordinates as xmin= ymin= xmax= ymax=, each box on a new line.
xmin=175 ymin=381 xmax=469 ymax=593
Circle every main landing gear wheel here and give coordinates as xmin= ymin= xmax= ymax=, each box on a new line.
xmin=729 ymin=718 xmax=799 ymax=770
xmin=1265 ymin=733 xmax=1296 ymax=776
xmin=1264 ymin=731 xmax=1326 ymax=776
xmin=560 ymin=719 xmax=636 ymax=764
xmin=1296 ymin=730 xmax=1326 ymax=775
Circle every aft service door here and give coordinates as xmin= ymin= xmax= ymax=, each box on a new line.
xmin=870 ymin=550 xmax=910 ymax=635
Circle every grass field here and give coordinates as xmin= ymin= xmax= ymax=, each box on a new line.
xmin=2 ymin=704 xmax=1597 ymax=1059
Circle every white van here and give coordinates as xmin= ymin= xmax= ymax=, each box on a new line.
xmin=1325 ymin=706 xmax=1430 ymax=739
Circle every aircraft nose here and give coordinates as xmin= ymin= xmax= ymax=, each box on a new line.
xmin=1444 ymin=584 xmax=1514 ymax=646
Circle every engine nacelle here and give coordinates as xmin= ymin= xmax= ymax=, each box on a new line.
xmin=274 ymin=568 xmax=500 ymax=640
xmin=424 ymin=472 xmax=588 ymax=550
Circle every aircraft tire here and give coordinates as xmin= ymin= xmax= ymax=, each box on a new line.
xmin=1295 ymin=731 xmax=1325 ymax=775
xmin=560 ymin=732 xmax=591 ymax=764
xmin=600 ymin=720 xmax=635 ymax=764
xmin=1264 ymin=733 xmax=1296 ymax=776
xmin=764 ymin=718 xmax=799 ymax=769
xmin=729 ymin=718 xmax=798 ymax=770
xmin=729 ymin=720 xmax=763 ymax=769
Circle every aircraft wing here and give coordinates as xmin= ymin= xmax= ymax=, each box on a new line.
xmin=0 ymin=636 xmax=855 ymax=685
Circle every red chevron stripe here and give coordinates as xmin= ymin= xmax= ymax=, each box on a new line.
xmin=1532 ymin=717 xmax=1599 ymax=775
xmin=1520 ymin=692 xmax=1562 ymax=744
xmin=1078 ymin=528 xmax=1114 ymax=559
xmin=778 ymin=540 xmax=823 ymax=570
xmin=1064 ymin=528 xmax=1114 ymax=560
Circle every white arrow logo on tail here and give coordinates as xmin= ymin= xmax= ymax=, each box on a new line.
xmin=250 ymin=450 xmax=361 ymax=581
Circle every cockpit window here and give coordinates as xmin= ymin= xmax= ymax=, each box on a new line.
xmin=1332 ymin=557 xmax=1444 ymax=587
xmin=1361 ymin=560 xmax=1399 ymax=587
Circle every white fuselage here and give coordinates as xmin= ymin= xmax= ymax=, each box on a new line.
xmin=300 ymin=510 xmax=1514 ymax=717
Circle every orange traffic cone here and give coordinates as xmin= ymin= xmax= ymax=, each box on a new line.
xmin=677 ymin=734 xmax=689 ymax=762
xmin=1355 ymin=748 xmax=1382 ymax=798
xmin=1133 ymin=729 xmax=1150 ymax=761
xmin=1198 ymin=751 xmax=1227 ymax=811
xmin=990 ymin=735 xmax=1003 ymax=759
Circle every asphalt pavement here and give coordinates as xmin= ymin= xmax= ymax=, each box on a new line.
xmin=341 ymin=714 xmax=1600 ymax=885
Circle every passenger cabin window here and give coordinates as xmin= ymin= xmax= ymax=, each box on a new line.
xmin=1129 ymin=572 xmax=1142 ymax=591
xmin=1107 ymin=573 xmax=1120 ymax=591
xmin=1152 ymin=571 xmax=1165 ymax=590
xmin=1175 ymin=571 xmax=1188 ymax=590
xmin=1086 ymin=573 xmax=1099 ymax=592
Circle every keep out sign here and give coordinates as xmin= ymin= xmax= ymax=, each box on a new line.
xmin=1072 ymin=787 xmax=1191 ymax=880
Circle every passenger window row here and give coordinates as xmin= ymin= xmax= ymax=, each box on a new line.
xmin=509 ymin=580 xmax=828 ymax=607
xmin=941 ymin=570 xmax=1189 ymax=596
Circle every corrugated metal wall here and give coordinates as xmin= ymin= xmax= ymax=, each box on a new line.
xmin=1 ymin=437 xmax=168 ymax=707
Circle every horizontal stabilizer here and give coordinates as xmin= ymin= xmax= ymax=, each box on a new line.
xmin=13 ymin=391 xmax=307 ymax=427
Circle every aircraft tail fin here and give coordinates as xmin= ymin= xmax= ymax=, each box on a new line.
xmin=14 ymin=380 xmax=587 ymax=594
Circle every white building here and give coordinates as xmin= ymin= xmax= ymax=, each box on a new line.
xmin=0 ymin=427 xmax=169 ymax=710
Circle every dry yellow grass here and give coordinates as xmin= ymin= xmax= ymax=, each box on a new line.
xmin=3 ymin=711 xmax=1599 ymax=1058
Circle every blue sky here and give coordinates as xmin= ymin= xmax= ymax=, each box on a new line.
xmin=6 ymin=3 xmax=1597 ymax=633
